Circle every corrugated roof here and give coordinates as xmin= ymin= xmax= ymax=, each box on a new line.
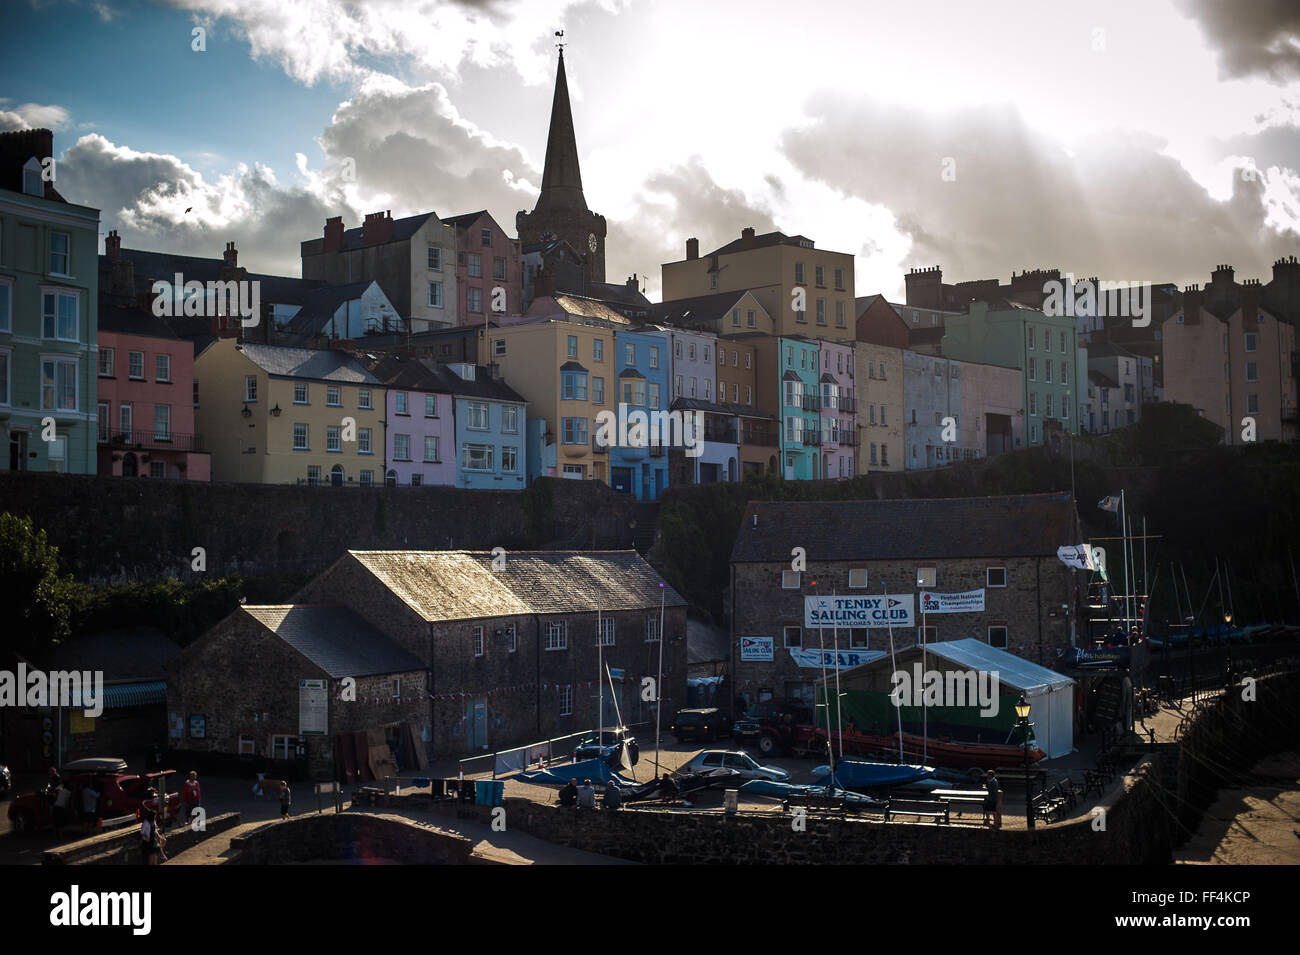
xmin=923 ymin=639 xmax=1075 ymax=693
xmin=236 ymin=343 xmax=381 ymax=383
xmin=242 ymin=605 xmax=426 ymax=678
xmin=731 ymin=494 xmax=1077 ymax=563
xmin=347 ymin=550 xmax=687 ymax=622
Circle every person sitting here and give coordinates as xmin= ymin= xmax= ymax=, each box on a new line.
xmin=604 ymin=779 xmax=622 ymax=812
xmin=659 ymin=773 xmax=679 ymax=801
xmin=558 ymin=778 xmax=579 ymax=808
xmin=577 ymin=779 xmax=597 ymax=810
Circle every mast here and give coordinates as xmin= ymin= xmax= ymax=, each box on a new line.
xmin=654 ymin=583 xmax=664 ymax=778
xmin=883 ymin=577 xmax=904 ymax=764
xmin=597 ymin=605 xmax=603 ymax=739
xmin=832 ymin=588 xmax=843 ymax=764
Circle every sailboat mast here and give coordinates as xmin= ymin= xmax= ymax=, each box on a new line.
xmin=884 ymin=578 xmax=903 ymax=764
xmin=654 ymin=584 xmax=664 ymax=778
xmin=832 ymin=588 xmax=843 ymax=763
xmin=597 ymin=605 xmax=603 ymax=739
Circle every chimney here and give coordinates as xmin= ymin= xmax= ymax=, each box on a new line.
xmin=1181 ymin=285 xmax=1202 ymax=324
xmin=739 ymin=226 xmax=756 ymax=249
xmin=105 ymin=229 xmax=121 ymax=261
xmin=223 ymin=241 xmax=238 ymax=269
xmin=686 ymin=237 xmax=699 ymax=260
xmin=627 ymin=273 xmax=639 ymax=290
xmin=1242 ymin=279 xmax=1260 ymax=329
xmin=362 ymin=210 xmax=393 ymax=247
xmin=323 ymin=216 xmax=344 ymax=253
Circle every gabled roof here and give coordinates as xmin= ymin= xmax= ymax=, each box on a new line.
xmin=707 ymin=230 xmax=815 ymax=258
xmin=587 ymin=282 xmax=653 ymax=310
xmin=360 ymin=353 xmax=452 ymax=392
xmin=441 ymin=210 xmax=489 ymax=229
xmin=417 ymin=361 xmax=527 ymax=403
xmin=1088 ymin=370 xmax=1118 ymax=389
xmin=345 ymin=550 xmax=686 ymax=622
xmin=919 ymin=639 xmax=1074 ymax=692
xmin=98 ymin=304 xmax=182 ymax=340
xmin=282 ymin=281 xmax=377 ymax=344
xmin=334 ymin=212 xmax=437 ymax=251
xmin=687 ymin=618 xmax=730 ymax=666
xmin=236 ymin=342 xmax=381 ymax=384
xmin=731 ymin=493 xmax=1077 ymax=563
xmin=649 ymin=290 xmax=762 ymax=327
xmin=102 ymin=249 xmax=321 ymax=305
xmin=241 ymin=605 xmax=425 ymax=678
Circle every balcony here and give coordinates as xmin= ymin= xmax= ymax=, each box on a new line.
xmin=741 ymin=429 xmax=779 ymax=447
xmin=703 ymin=423 xmax=738 ymax=444
xmin=800 ymin=395 xmax=820 ymax=412
xmin=836 ymin=397 xmax=857 ymax=413
xmin=801 ymin=431 xmax=822 ymax=447
xmin=101 ymin=429 xmax=206 ymax=453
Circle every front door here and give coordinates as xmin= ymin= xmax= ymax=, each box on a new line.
xmin=466 ymin=697 xmax=488 ymax=751
xmin=611 ymin=467 xmax=632 ymax=493
xmin=9 ymin=431 xmax=27 ymax=471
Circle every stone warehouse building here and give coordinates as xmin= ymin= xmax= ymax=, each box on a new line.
xmin=171 ymin=549 xmax=688 ymax=778
xmin=728 ymin=493 xmax=1082 ymax=713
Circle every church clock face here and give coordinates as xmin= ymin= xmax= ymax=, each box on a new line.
xmin=588 ymin=232 xmax=598 ymax=253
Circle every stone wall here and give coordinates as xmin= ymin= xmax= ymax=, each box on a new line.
xmin=227 ymin=811 xmax=472 ymax=864
xmin=43 ymin=811 xmax=242 ymax=865
xmin=0 ymin=471 xmax=651 ymax=583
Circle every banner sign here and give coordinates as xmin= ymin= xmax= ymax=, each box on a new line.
xmin=1066 ymin=646 xmax=1131 ymax=669
xmin=919 ymin=589 xmax=986 ymax=614
xmin=804 ymin=594 xmax=914 ymax=629
xmin=739 ymin=635 xmax=774 ymax=661
xmin=789 ymin=648 xmax=886 ymax=670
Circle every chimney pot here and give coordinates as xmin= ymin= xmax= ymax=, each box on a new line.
xmin=686 ymin=237 xmax=699 ymax=260
xmin=105 ymin=229 xmax=121 ymax=262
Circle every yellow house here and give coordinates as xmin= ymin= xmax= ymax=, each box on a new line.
xmin=854 ymin=342 xmax=905 ymax=473
xmin=492 ymin=295 xmax=626 ymax=484
xmin=195 ymin=337 xmax=385 ymax=485
xmin=662 ymin=228 xmax=855 ymax=342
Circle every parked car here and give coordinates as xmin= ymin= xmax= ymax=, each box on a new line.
xmin=733 ymin=699 xmax=813 ymax=756
xmin=669 ymin=707 xmax=732 ymax=743
xmin=682 ymin=750 xmax=789 ymax=782
xmin=573 ymin=728 xmax=640 ymax=768
xmin=7 ymin=757 xmax=181 ymax=836
xmin=0 ymin=764 xmax=10 ymax=798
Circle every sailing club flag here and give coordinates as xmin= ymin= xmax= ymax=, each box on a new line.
xmin=1097 ymin=495 xmax=1121 ymax=513
xmin=1057 ymin=544 xmax=1098 ymax=571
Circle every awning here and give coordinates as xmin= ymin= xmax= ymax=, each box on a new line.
xmin=67 ymin=681 xmax=167 ymax=710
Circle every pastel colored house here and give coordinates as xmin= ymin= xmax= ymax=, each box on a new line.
xmin=441 ymin=210 xmax=523 ymax=325
xmin=360 ymin=354 xmax=456 ymax=486
xmin=776 ymin=336 xmax=823 ymax=480
xmin=609 ymin=327 xmax=672 ymax=499
xmin=439 ymin=362 xmax=527 ymax=490
xmin=817 ymin=338 xmax=856 ymax=478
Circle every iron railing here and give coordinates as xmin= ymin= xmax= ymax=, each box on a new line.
xmin=100 ymin=429 xmax=206 ymax=452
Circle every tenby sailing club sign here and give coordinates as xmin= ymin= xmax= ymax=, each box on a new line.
xmin=804 ymin=594 xmax=914 ymax=629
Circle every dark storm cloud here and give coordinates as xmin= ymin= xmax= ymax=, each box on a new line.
xmin=1176 ymin=0 xmax=1300 ymax=83
xmin=1214 ymin=123 xmax=1300 ymax=173
xmin=780 ymin=94 xmax=1299 ymax=288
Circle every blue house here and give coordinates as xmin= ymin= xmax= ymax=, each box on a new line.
xmin=435 ymin=362 xmax=527 ymax=490
xmin=608 ymin=328 xmax=672 ymax=499
xmin=779 ymin=336 xmax=822 ymax=480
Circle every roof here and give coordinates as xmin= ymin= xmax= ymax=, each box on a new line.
xmin=649 ymin=291 xmax=760 ymax=327
xmin=1088 ymin=370 xmax=1118 ymax=389
xmin=282 ymin=281 xmax=375 ymax=343
xmin=98 ymin=305 xmax=182 ymax=340
xmin=687 ymin=618 xmax=730 ymax=665
xmin=920 ymin=639 xmax=1075 ymax=693
xmin=707 ymin=230 xmax=816 ymax=258
xmin=670 ymin=396 xmax=775 ymax=420
xmin=45 ymin=628 xmax=180 ymax=683
xmin=360 ymin=353 xmax=452 ymax=392
xmin=731 ymin=493 xmax=1077 ymax=563
xmin=241 ymin=605 xmax=426 ymax=678
xmin=587 ymin=281 xmax=653 ymax=310
xmin=417 ymin=361 xmax=526 ymax=403
xmin=345 ymin=550 xmax=687 ymax=622
xmin=236 ymin=342 xmax=381 ymax=383
xmin=441 ymin=210 xmax=489 ymax=229
xmin=0 ymin=128 xmax=66 ymax=202
xmin=553 ymin=294 xmax=634 ymax=324
xmin=333 ymin=212 xmax=437 ymax=251
xmin=102 ymin=249 xmax=321 ymax=305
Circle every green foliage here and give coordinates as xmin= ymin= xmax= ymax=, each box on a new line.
xmin=0 ymin=512 xmax=75 ymax=655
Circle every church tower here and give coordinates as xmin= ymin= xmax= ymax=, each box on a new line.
xmin=517 ymin=46 xmax=607 ymax=286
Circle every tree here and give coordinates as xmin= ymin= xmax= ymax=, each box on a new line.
xmin=0 ymin=513 xmax=74 ymax=656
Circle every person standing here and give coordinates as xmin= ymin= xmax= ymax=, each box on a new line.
xmin=139 ymin=807 xmax=161 ymax=865
xmin=984 ymin=770 xmax=1002 ymax=829
xmin=182 ymin=771 xmax=202 ymax=822
xmin=279 ymin=780 xmax=292 ymax=820
xmin=81 ymin=781 xmax=101 ymax=834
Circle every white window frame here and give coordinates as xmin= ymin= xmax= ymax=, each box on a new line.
xmin=358 ymin=428 xmax=372 ymax=454
xmin=245 ymin=375 xmax=257 ymax=402
xmin=546 ymin=621 xmax=568 ymax=651
xmin=473 ymin=626 xmax=484 ymax=657
xmin=49 ymin=232 xmax=71 ymax=276
xmin=359 ymin=389 xmax=372 ymax=410
xmin=559 ymin=684 xmax=573 ymax=715
xmin=293 ymin=423 xmax=309 ymax=450
xmin=987 ymin=566 xmax=1007 ymax=588
xmin=848 ymin=568 xmax=869 ymax=589
xmin=153 ymin=403 xmax=171 ymax=440
xmin=40 ymin=354 xmax=78 ymax=412
xmin=467 ymin=401 xmax=490 ymax=430
xmin=42 ymin=288 xmax=80 ymax=342
xmin=645 ymin=617 xmax=660 ymax=643
xmin=327 ymin=385 xmax=342 ymax=407
xmin=427 ymin=246 xmax=442 ymax=271
xmin=599 ymin=617 xmax=615 ymax=647
xmin=424 ymin=435 xmax=439 ymax=462
xmin=783 ymin=626 xmax=802 ymax=648
xmin=155 ymin=353 xmax=171 ymax=383
xmin=393 ymin=433 xmax=411 ymax=461
xmin=782 ymin=570 xmax=800 ymax=589
xmin=501 ymin=405 xmax=519 ymax=433
xmin=326 ymin=425 xmax=341 ymax=452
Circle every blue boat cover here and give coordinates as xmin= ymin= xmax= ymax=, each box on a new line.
xmin=816 ymin=759 xmax=935 ymax=790
xmin=740 ymin=778 xmax=884 ymax=808
xmin=512 ymin=758 xmax=637 ymax=787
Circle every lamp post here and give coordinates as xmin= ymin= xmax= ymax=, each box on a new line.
xmin=1015 ymin=693 xmax=1034 ymax=831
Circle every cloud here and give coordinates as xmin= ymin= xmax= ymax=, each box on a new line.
xmin=1175 ymin=0 xmax=1300 ymax=84
xmin=0 ymin=101 xmax=72 ymax=131
xmin=780 ymin=93 xmax=1300 ymax=290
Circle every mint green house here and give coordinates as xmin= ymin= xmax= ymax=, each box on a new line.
xmin=939 ymin=302 xmax=1079 ymax=446
xmin=0 ymin=129 xmax=100 ymax=473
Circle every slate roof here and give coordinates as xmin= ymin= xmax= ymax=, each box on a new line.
xmin=648 ymin=291 xmax=757 ymax=327
xmin=441 ymin=210 xmax=488 ymax=229
xmin=687 ymin=618 xmax=730 ymax=666
xmin=1089 ymin=370 xmax=1118 ymax=389
xmin=102 ymin=249 xmax=321 ymax=305
xmin=98 ymin=304 xmax=182 ymax=340
xmin=552 ymin=294 xmax=634 ymax=324
xmin=346 ymin=550 xmax=686 ymax=622
xmin=282 ymin=281 xmax=374 ymax=344
xmin=707 ymin=230 xmax=815 ymax=257
xmin=731 ymin=493 xmax=1077 ymax=563
xmin=587 ymin=282 xmax=653 ymax=310
xmin=416 ymin=361 xmax=527 ymax=403
xmin=236 ymin=342 xmax=381 ymax=383
xmin=670 ymin=396 xmax=774 ymax=419
xmin=360 ymin=353 xmax=452 ymax=392
xmin=241 ymin=605 xmax=425 ymax=678
xmin=334 ymin=213 xmax=436 ymax=251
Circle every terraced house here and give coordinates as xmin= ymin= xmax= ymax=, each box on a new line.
xmin=195 ymin=338 xmax=384 ymax=485
xmin=0 ymin=128 xmax=100 ymax=472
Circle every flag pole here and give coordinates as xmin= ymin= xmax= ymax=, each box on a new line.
xmin=884 ymin=577 xmax=903 ymax=764
xmin=654 ymin=583 xmax=664 ymax=779
xmin=597 ymin=605 xmax=603 ymax=744
xmin=832 ymin=587 xmax=843 ymax=764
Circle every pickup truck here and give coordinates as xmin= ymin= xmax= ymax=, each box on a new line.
xmin=732 ymin=700 xmax=813 ymax=756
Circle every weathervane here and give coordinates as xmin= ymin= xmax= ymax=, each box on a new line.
xmin=555 ymin=29 xmax=565 ymax=52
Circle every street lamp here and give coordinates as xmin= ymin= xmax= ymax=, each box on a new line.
xmin=1015 ymin=693 xmax=1035 ymax=831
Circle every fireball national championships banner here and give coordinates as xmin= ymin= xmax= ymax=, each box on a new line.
xmin=919 ymin=589 xmax=986 ymax=614
xmin=804 ymin=594 xmax=914 ymax=629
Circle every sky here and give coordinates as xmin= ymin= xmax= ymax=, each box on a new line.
xmin=1 ymin=0 xmax=1298 ymax=301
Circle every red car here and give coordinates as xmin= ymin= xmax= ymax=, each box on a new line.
xmin=7 ymin=757 xmax=182 ymax=836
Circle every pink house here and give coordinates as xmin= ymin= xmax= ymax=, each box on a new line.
xmin=441 ymin=211 xmax=523 ymax=326
xmin=96 ymin=305 xmax=211 ymax=480
xmin=359 ymin=354 xmax=457 ymax=486
xmin=818 ymin=339 xmax=857 ymax=478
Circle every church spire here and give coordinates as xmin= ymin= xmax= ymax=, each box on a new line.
xmin=536 ymin=46 xmax=587 ymax=212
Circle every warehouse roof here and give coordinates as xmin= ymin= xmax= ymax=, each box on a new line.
xmin=241 ymin=605 xmax=425 ymax=678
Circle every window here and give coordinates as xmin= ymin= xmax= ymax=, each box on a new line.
xmin=987 ymin=566 xmax=1007 ymax=587
xmin=427 ymin=247 xmax=442 ymax=270
xmin=473 ymin=626 xmax=484 ymax=657
xmin=878 ymin=360 xmax=886 ymax=379
xmin=593 ymin=339 xmax=603 ymax=361
xmin=732 ymin=383 xmax=739 ymax=403
xmin=559 ymin=684 xmax=573 ymax=714
xmin=98 ymin=348 xmax=113 ymax=377
xmin=546 ymin=621 xmax=568 ymax=651
xmin=881 ymin=444 xmax=888 ymax=465
xmin=784 ymin=626 xmax=802 ymax=648
xmin=41 ymin=357 xmax=77 ymax=411
xmin=1044 ymin=332 xmax=1051 ymax=353
xmin=870 ymin=405 xmax=877 ymax=425
xmin=1028 ymin=327 xmax=1035 ymax=349
xmin=748 ymin=310 xmax=756 ymax=328
xmin=710 ymin=273 xmax=718 ymax=290
xmin=849 ymin=568 xmax=869 ymax=589
xmin=795 ymin=263 xmax=805 ymax=284
xmin=1060 ymin=332 xmax=1066 ymax=352
xmin=568 ymin=335 xmax=578 ymax=358
xmin=428 ymin=282 xmax=442 ymax=307
xmin=782 ymin=570 xmax=800 ymax=589
xmin=156 ymin=353 xmax=171 ymax=382
xmin=674 ymin=375 xmax=682 ymax=397
xmin=689 ymin=377 xmax=696 ymax=398
xmin=834 ymin=268 xmax=845 ymax=290
xmin=493 ymin=339 xmax=506 ymax=357
xmin=870 ymin=442 xmax=877 ymax=465
xmin=505 ymin=624 xmax=517 ymax=653
xmin=42 ymin=290 xmax=79 ymax=341
xmin=468 ymin=287 xmax=483 ymax=313
xmin=149 ymin=460 xmax=165 ymax=479
xmin=815 ymin=265 xmax=825 ymax=287
xmin=703 ymin=379 xmax=711 ymax=399
xmin=425 ymin=394 xmax=437 ymax=417
xmin=562 ymin=370 xmax=588 ymax=400
xmin=1045 ymin=361 xmax=1052 ymax=383
xmin=307 ymin=465 xmax=321 ymax=486
xmin=128 ymin=351 xmax=144 ymax=379
xmin=322 ymin=385 xmax=339 ymax=407
xmin=600 ymin=618 xmax=615 ymax=646
xmin=502 ymin=405 xmax=519 ymax=432
xmin=626 ymin=343 xmax=637 ymax=365
xmin=649 ymin=346 xmax=659 ymax=369
xmin=1060 ymin=361 xmax=1067 ymax=383
xmin=493 ymin=256 xmax=506 ymax=281
xmin=1247 ymin=393 xmax=1259 ymax=414
xmin=1028 ymin=357 xmax=1036 ymax=381
xmin=987 ymin=626 xmax=1009 ymax=648
xmin=880 ymin=405 xmax=887 ymax=425
xmin=502 ymin=445 xmax=517 ymax=472
xmin=816 ymin=299 xmax=826 ymax=324
xmin=423 ymin=435 xmax=439 ymax=462
xmin=480 ymin=227 xmax=492 ymax=247
xmin=745 ymin=352 xmax=752 ymax=369
xmin=360 ymin=470 xmax=373 ymax=487
xmin=119 ymin=402 xmax=132 ymax=434
xmin=836 ymin=301 xmax=845 ymax=327
xmin=294 ymin=382 xmax=308 ymax=404
xmin=467 ymin=401 xmax=489 ymax=429
xmin=621 ymin=379 xmax=646 ymax=406
xmin=154 ymin=404 xmax=171 ymax=440
xmin=1029 ymin=392 xmax=1038 ymax=416
xmin=327 ymin=425 xmax=341 ymax=452
xmin=463 ymin=444 xmax=494 ymax=471
xmin=359 ymin=428 xmax=372 ymax=454
xmin=359 ymin=389 xmax=372 ymax=410
xmin=96 ymin=400 xmax=108 ymax=441
xmin=648 ymin=382 xmax=660 ymax=410
xmin=592 ymin=377 xmax=605 ymax=404
xmin=1245 ymin=333 xmax=1257 ymax=353
xmin=745 ymin=386 xmax=751 ymax=404
xmin=49 ymin=232 xmax=70 ymax=275
xmin=393 ymin=433 xmax=410 ymax=460
xmin=1246 ymin=362 xmax=1258 ymax=382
